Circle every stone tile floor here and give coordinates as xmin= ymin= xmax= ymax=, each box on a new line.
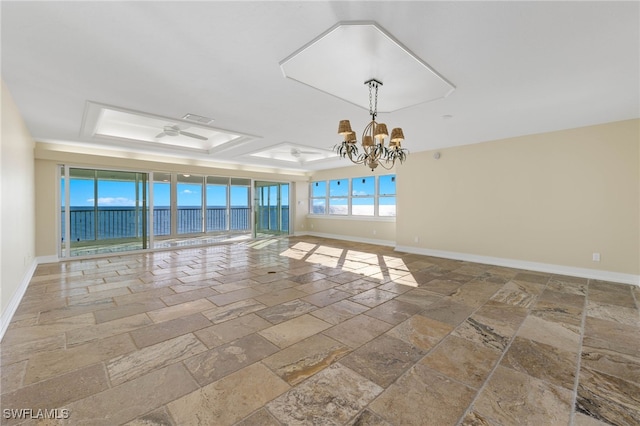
xmin=1 ymin=236 xmax=639 ymax=425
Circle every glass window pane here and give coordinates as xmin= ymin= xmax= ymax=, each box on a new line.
xmin=379 ymin=196 xmax=396 ymax=216
xmin=329 ymin=179 xmax=349 ymax=197
xmin=281 ymin=184 xmax=289 ymax=233
xmin=230 ymin=185 xmax=250 ymax=230
xmin=352 ymin=176 xmax=374 ymax=197
xmin=177 ymin=175 xmax=203 ymax=234
xmin=153 ymin=172 xmax=171 ymax=236
xmin=206 ymin=180 xmax=227 ymax=232
xmin=312 ymin=199 xmax=326 ymax=214
xmin=69 ymin=169 xmax=95 ymax=242
xmin=379 ymin=174 xmax=396 ymax=196
xmin=352 ymin=197 xmax=374 ymax=216
xmin=311 ymin=181 xmax=326 ymax=197
xmin=329 ymin=197 xmax=348 ymax=215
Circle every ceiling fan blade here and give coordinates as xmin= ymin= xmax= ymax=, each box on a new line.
xmin=155 ymin=132 xmax=166 ymax=138
xmin=179 ymin=131 xmax=208 ymax=141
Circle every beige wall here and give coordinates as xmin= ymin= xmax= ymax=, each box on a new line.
xmin=396 ymin=119 xmax=640 ymax=276
xmin=1 ymin=81 xmax=36 ymax=315
xmin=308 ymin=164 xmax=397 ymax=245
xmin=34 ymin=145 xmax=309 ymax=257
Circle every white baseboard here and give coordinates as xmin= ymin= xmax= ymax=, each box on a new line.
xmin=395 ymin=245 xmax=640 ymax=286
xmin=302 ymin=231 xmax=396 ymax=247
xmin=0 ymin=259 xmax=37 ymax=341
xmin=36 ymin=255 xmax=59 ymax=264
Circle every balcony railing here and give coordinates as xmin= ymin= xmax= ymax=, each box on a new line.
xmin=61 ymin=206 xmax=259 ymax=242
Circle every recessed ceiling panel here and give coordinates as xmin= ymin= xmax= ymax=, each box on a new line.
xmin=81 ymin=102 xmax=253 ymax=154
xmin=249 ymin=143 xmax=337 ymax=164
xmin=280 ymin=22 xmax=455 ymax=112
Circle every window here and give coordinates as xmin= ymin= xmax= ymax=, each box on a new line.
xmin=153 ymin=173 xmax=172 ymax=236
xmin=310 ymin=174 xmax=396 ymax=218
xmin=329 ymin=179 xmax=349 ymax=215
xmin=177 ymin=174 xmax=203 ymax=234
xmin=352 ymin=176 xmax=375 ymax=216
xmin=311 ymin=181 xmax=327 ymax=214
xmin=230 ymin=178 xmax=251 ymax=231
xmin=206 ymin=176 xmax=228 ymax=232
xmin=378 ymin=174 xmax=396 ymax=216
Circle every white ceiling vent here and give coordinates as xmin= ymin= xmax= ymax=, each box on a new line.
xmin=182 ymin=113 xmax=215 ymax=125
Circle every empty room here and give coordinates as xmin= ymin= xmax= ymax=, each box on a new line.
xmin=1 ymin=2 xmax=639 ymax=425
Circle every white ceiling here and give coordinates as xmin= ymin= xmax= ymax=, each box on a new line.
xmin=2 ymin=1 xmax=638 ymax=173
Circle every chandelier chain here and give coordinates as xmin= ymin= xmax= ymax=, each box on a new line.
xmin=368 ymin=82 xmax=373 ymax=117
xmin=374 ymin=82 xmax=378 ymax=117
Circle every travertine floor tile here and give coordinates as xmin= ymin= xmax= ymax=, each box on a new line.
xmin=1 ymin=363 xmax=109 ymax=418
xmin=364 ymin=299 xmax=423 ymax=325
xmin=61 ymin=364 xmax=198 ymax=426
xmin=349 ymin=288 xmax=397 ymax=308
xmin=255 ymin=299 xmax=318 ymax=324
xmin=107 ymin=333 xmax=207 ymax=385
xmin=235 ymin=408 xmax=282 ymax=426
xmin=387 ymin=314 xmax=453 ymax=351
xmin=258 ymin=314 xmax=331 ymax=348
xmin=472 ymin=365 xmax=572 ymax=425
xmin=23 ymin=333 xmax=136 ymax=384
xmin=194 ymin=313 xmax=271 ymax=348
xmin=340 ymin=334 xmax=426 ymax=387
xmin=301 ymin=288 xmax=352 ymax=307
xmin=309 ymin=299 xmax=369 ymax=325
xmin=517 ymin=314 xmax=581 ymax=353
xmin=266 ymin=363 xmax=382 ymax=425
xmin=168 ymin=363 xmax=289 ymax=426
xmin=129 ymin=312 xmax=211 ymax=348
xmin=146 ymin=299 xmax=214 ymax=323
xmin=583 ymin=316 xmax=640 ymax=357
xmin=421 ymin=298 xmax=475 ymax=326
xmin=370 ymin=364 xmax=476 ymax=425
xmin=184 ymin=333 xmax=279 ymax=386
xmin=421 ymin=335 xmax=500 ymax=388
xmin=202 ymin=298 xmax=266 ymax=324
xmin=262 ymin=334 xmax=350 ymax=385
xmin=576 ymin=367 xmax=640 ymax=425
xmin=323 ymin=314 xmax=393 ymax=348
xmin=500 ymin=336 xmax=577 ymax=390
xmin=66 ymin=313 xmax=153 ymax=346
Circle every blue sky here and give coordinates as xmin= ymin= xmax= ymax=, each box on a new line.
xmin=65 ymin=179 xmax=285 ymax=207
xmin=64 ymin=174 xmax=391 ymax=208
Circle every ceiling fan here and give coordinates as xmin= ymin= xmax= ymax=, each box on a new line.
xmin=289 ymin=147 xmax=318 ymax=158
xmin=155 ymin=125 xmax=208 ymax=141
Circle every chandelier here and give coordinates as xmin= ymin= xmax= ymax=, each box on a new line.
xmin=335 ymin=79 xmax=408 ymax=171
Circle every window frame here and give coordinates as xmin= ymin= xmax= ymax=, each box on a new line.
xmin=309 ymin=174 xmax=396 ymax=219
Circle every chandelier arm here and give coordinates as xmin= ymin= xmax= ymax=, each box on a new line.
xmin=377 ymin=158 xmax=395 ymax=170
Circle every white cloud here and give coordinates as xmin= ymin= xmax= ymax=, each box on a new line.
xmin=87 ymin=197 xmax=136 ymax=206
xmin=182 ymin=189 xmax=193 ymax=194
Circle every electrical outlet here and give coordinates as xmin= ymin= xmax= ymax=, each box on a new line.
xmin=414 ymin=236 xmax=419 ymax=243
xmin=592 ymin=253 xmax=601 ymax=262
xmin=373 ymin=230 xmax=377 ymax=235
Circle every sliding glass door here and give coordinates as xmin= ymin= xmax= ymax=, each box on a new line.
xmin=255 ymin=181 xmax=289 ymax=236
xmin=63 ymin=168 xmax=148 ymax=257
